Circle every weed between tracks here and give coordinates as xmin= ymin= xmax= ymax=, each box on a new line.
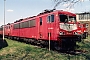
xmin=0 ymin=37 xmax=90 ymax=60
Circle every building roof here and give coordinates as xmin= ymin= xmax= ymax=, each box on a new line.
xmin=76 ymin=12 xmax=90 ymax=15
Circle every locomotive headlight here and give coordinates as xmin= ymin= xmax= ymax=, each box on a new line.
xmin=59 ymin=32 xmax=64 ymax=35
xmin=84 ymin=30 xmax=86 ymax=32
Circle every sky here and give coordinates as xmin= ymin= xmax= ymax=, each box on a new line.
xmin=0 ymin=0 xmax=90 ymax=26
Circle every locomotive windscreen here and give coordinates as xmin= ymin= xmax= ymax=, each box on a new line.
xmin=59 ymin=14 xmax=77 ymax=31
xmin=59 ymin=14 xmax=76 ymax=23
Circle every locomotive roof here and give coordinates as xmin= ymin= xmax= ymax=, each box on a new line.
xmin=12 ymin=10 xmax=76 ymax=24
xmin=37 ymin=10 xmax=76 ymax=16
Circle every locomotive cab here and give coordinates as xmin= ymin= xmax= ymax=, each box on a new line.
xmin=53 ymin=12 xmax=81 ymax=50
xmin=58 ymin=14 xmax=79 ymax=37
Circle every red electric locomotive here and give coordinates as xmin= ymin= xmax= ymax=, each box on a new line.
xmin=0 ymin=26 xmax=3 ymax=37
xmin=0 ymin=10 xmax=81 ymax=50
xmin=79 ymin=23 xmax=88 ymax=39
xmin=82 ymin=23 xmax=88 ymax=39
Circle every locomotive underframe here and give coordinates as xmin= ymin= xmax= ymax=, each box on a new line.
xmin=3 ymin=35 xmax=79 ymax=51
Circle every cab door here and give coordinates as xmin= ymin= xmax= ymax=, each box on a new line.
xmin=38 ymin=17 xmax=43 ymax=39
xmin=47 ymin=14 xmax=55 ymax=40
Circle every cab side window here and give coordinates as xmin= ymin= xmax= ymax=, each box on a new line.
xmin=40 ymin=17 xmax=42 ymax=25
xmin=51 ymin=15 xmax=54 ymax=22
xmin=47 ymin=14 xmax=54 ymax=23
xmin=47 ymin=16 xmax=50 ymax=23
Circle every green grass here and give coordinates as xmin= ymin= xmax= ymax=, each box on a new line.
xmin=0 ymin=37 xmax=90 ymax=60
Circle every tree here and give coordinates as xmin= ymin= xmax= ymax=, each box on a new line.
xmin=53 ymin=0 xmax=86 ymax=9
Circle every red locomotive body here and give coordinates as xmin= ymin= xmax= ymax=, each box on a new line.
xmin=79 ymin=23 xmax=88 ymax=39
xmin=82 ymin=24 xmax=88 ymax=38
xmin=0 ymin=10 xmax=81 ymax=50
xmin=0 ymin=26 xmax=3 ymax=37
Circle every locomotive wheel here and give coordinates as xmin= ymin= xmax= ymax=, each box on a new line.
xmin=54 ymin=42 xmax=61 ymax=51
